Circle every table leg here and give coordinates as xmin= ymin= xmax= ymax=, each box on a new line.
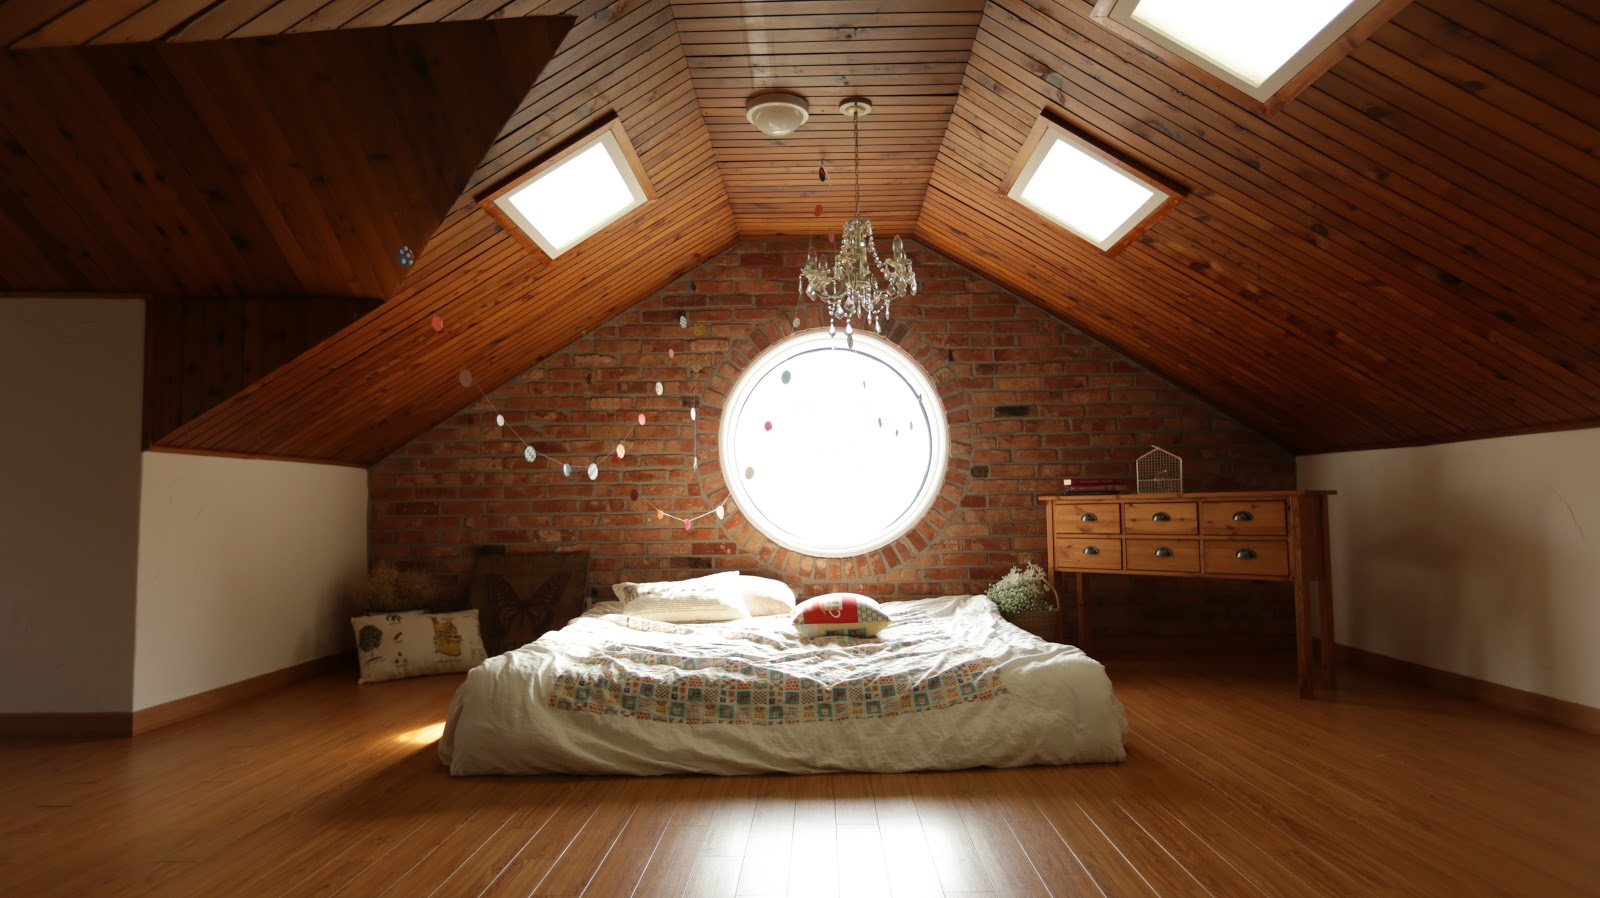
xmin=1076 ymin=572 xmax=1089 ymax=653
xmin=1294 ymin=575 xmax=1313 ymax=699
xmin=1319 ymin=576 xmax=1337 ymax=688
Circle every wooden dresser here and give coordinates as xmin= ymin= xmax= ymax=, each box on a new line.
xmin=1042 ymin=490 xmax=1335 ymax=697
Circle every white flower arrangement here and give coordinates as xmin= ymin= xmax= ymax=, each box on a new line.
xmin=984 ymin=561 xmax=1055 ymax=614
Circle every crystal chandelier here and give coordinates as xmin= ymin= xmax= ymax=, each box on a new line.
xmin=800 ymin=99 xmax=916 ymax=341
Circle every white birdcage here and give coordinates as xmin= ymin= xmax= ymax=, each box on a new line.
xmin=1136 ymin=446 xmax=1182 ymax=494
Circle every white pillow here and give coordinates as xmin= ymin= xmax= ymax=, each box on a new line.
xmin=735 ymin=575 xmax=797 ymax=616
xmin=611 ymin=571 xmax=748 ymax=622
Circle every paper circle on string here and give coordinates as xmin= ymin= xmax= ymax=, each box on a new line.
xmin=781 ymin=370 xmax=791 ymax=384
xmin=616 ymin=444 xmax=626 ymax=459
xmin=630 ymin=488 xmax=640 ymax=501
xmin=814 ymin=204 xmax=823 ymax=217
xmin=693 ymin=456 xmax=699 ymax=471
xmin=397 ymin=245 xmax=415 ymax=267
xmin=693 ymin=324 xmax=706 ymax=336
xmin=654 ymin=382 xmax=664 ymax=396
xmin=744 ymin=466 xmax=755 ymax=480
xmin=678 ymin=313 xmax=688 ymax=328
xmin=430 ymin=315 xmax=444 ymax=332
xmin=668 ymin=348 xmax=675 ymax=359
xmin=684 ymin=519 xmax=692 ymax=532
xmin=657 ymin=509 xmax=665 ymax=520
xmin=523 ymin=446 xmax=536 ymax=463
xmin=715 ymin=504 xmax=725 ymax=520
xmin=764 ymin=421 xmax=772 ymax=432
xmin=496 ymin=414 xmax=505 ymax=427
xmin=457 ymin=370 xmax=473 ymax=387
xmin=690 ymin=406 xmax=697 ymax=421
xmin=792 ymin=316 xmax=801 ymax=327
xmin=637 ymin=413 xmax=647 ymax=425
xmin=562 ymin=463 xmax=572 ymax=477
xmin=586 ymin=463 xmax=599 ymax=480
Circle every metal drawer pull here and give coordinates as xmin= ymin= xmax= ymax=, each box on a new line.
xmin=1233 ymin=510 xmax=1254 ymax=521
xmin=1151 ymin=511 xmax=1171 ymax=522
xmin=1154 ymin=547 xmax=1173 ymax=558
xmin=1235 ymin=548 xmax=1256 ymax=559
xmin=1080 ymin=512 xmax=1097 ymax=522
xmin=1082 ymin=546 xmax=1100 ymax=556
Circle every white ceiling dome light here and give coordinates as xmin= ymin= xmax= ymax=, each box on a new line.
xmin=745 ymin=93 xmax=809 ymax=137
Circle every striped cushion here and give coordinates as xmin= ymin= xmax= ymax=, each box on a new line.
xmin=791 ymin=593 xmax=890 ymax=638
xmin=612 ymin=571 xmax=748 ymax=622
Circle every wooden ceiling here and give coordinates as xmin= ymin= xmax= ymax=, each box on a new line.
xmin=3 ymin=0 xmax=1596 ymax=463
xmin=0 ymin=18 xmax=568 ymax=298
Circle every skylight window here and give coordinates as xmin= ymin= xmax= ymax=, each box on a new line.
xmin=1002 ymin=120 xmax=1180 ymax=255
xmin=477 ymin=117 xmax=652 ymax=261
xmin=1093 ymin=0 xmax=1395 ymax=113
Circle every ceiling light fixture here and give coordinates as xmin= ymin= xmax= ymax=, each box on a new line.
xmin=745 ymin=93 xmax=809 ymax=137
xmin=799 ymin=99 xmax=916 ymax=342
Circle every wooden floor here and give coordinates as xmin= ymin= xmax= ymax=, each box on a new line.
xmin=2 ymin=656 xmax=1597 ymax=898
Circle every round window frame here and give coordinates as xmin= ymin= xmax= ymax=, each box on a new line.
xmin=718 ymin=328 xmax=949 ymax=559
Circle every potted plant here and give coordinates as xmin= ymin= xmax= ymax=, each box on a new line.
xmin=984 ymin=561 xmax=1060 ymax=641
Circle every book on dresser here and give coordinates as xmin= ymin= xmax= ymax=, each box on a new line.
xmin=1062 ymin=478 xmax=1128 ymax=494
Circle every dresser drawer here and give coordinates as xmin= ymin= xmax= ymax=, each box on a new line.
xmin=1123 ymin=501 xmax=1198 ymax=534
xmin=1203 ymin=540 xmax=1290 ymax=577
xmin=1201 ymin=500 xmax=1287 ymax=536
xmin=1053 ymin=502 xmax=1122 ymax=534
xmin=1053 ymin=537 xmax=1124 ymax=571
xmin=1124 ymin=538 xmax=1201 ymax=574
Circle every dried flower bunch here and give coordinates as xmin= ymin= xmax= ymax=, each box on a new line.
xmin=984 ymin=562 xmax=1055 ymax=614
xmin=349 ymin=562 xmax=441 ymax=614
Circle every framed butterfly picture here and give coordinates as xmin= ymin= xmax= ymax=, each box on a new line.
xmin=466 ymin=548 xmax=590 ymax=655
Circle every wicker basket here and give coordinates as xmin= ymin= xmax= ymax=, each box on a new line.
xmin=1001 ymin=609 xmax=1060 ymax=642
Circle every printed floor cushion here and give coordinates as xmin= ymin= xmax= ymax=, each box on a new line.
xmin=791 ymin=593 xmax=891 ymax=638
xmin=352 ymin=609 xmax=488 ymax=684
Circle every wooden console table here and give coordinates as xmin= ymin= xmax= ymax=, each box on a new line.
xmin=1042 ymin=490 xmax=1335 ymax=698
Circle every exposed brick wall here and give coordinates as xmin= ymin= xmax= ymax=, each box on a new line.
xmin=371 ymin=239 xmax=1299 ymax=650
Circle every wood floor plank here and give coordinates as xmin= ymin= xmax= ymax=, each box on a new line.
xmin=1 ymin=657 xmax=1596 ymax=898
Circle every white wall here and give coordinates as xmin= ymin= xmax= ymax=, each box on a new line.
xmin=0 ymin=299 xmax=145 ymax=713
xmin=134 ymin=452 xmax=368 ymax=711
xmin=1299 ymin=428 xmax=1600 ymax=710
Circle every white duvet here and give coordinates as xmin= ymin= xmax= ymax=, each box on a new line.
xmin=439 ymin=594 xmax=1126 ymax=776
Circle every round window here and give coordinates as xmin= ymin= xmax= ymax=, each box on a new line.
xmin=719 ymin=329 xmax=948 ymax=558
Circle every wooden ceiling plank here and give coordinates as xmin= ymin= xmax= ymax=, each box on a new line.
xmin=977 ymin=11 xmax=1600 ymax=399
xmin=168 ymin=88 xmax=727 ymax=453
xmin=683 ymin=50 xmax=972 ymax=68
xmin=0 ymin=0 xmax=80 ymax=48
xmin=211 ymin=183 xmax=733 ymax=458
xmin=1416 ymin=0 xmax=1600 ymax=96
xmin=12 ymin=0 xmax=154 ymax=48
xmin=940 ymin=57 xmax=1596 ymax=425
xmin=1312 ymin=70 xmax=1600 ymax=238
xmin=921 ymin=162 xmax=1465 ymax=437
xmin=257 ymin=177 xmax=731 ymax=448
xmin=670 ymin=1 xmax=985 ymax=18
xmin=21 ymin=49 xmax=236 ymax=294
xmin=172 ymin=0 xmax=284 ymax=40
xmin=85 ymin=43 xmax=301 ymax=295
xmin=985 ymin=7 xmax=1593 ymax=326
xmin=1471 ymin=0 xmax=1600 ymax=58
xmin=674 ymin=12 xmax=984 ymax=32
xmin=164 ymin=39 xmax=362 ymax=293
xmin=230 ymin=0 xmax=340 ymax=37
xmin=91 ymin=0 xmax=217 ymax=43
xmin=344 ymin=0 xmax=442 ymax=27
xmin=1357 ymin=29 xmax=1599 ymax=186
xmin=286 ymin=0 xmax=391 ymax=32
xmin=1291 ymin=89 xmax=1600 ymax=275
xmin=917 ymin=214 xmax=1342 ymax=448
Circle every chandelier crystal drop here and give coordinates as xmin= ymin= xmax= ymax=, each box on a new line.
xmin=800 ymin=99 xmax=916 ymax=335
